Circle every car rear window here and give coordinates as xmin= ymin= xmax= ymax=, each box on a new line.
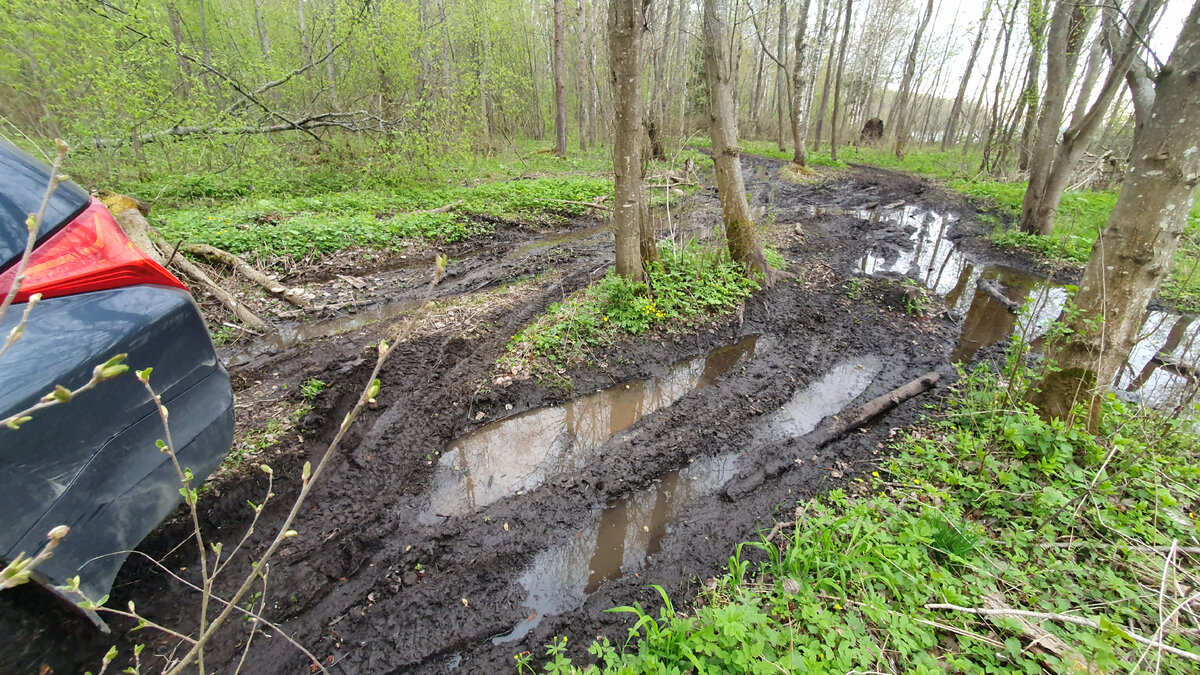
xmin=0 ymin=141 xmax=91 ymax=272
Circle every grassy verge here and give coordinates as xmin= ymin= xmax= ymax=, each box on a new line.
xmin=520 ymin=356 xmax=1200 ymax=673
xmin=500 ymin=243 xmax=759 ymax=383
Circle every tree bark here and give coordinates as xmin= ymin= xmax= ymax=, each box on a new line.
xmin=702 ymin=0 xmax=772 ymax=280
xmin=942 ymin=0 xmax=992 ymax=150
xmin=789 ymin=0 xmax=812 ymax=165
xmin=554 ymin=0 xmax=568 ymax=157
xmin=1016 ymin=0 xmax=1050 ymax=171
xmin=776 ymin=0 xmax=789 ymax=152
xmin=829 ymin=0 xmax=852 ymax=162
xmin=1031 ymin=0 xmax=1200 ymax=426
xmin=609 ymin=0 xmax=651 ymax=280
xmin=166 ymin=5 xmax=193 ymax=98
xmin=1021 ymin=0 xmax=1164 ymax=235
xmin=812 ymin=0 xmax=839 ymax=152
xmin=578 ymin=0 xmax=589 ymax=151
xmin=890 ymin=0 xmax=934 ymax=158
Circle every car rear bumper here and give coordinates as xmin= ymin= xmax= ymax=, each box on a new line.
xmin=8 ymin=365 xmax=234 ymax=602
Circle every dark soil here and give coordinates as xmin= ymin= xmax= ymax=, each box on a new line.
xmin=7 ymin=155 xmax=1047 ymax=675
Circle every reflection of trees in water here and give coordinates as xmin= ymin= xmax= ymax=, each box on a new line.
xmin=426 ymin=339 xmax=759 ymax=523
xmin=770 ymin=358 xmax=881 ymax=440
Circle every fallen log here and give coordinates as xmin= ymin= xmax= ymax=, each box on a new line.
xmin=977 ymin=278 xmax=1021 ymax=313
xmin=183 ymin=243 xmax=311 ymax=308
xmin=98 ymin=193 xmax=270 ymax=331
xmin=722 ymin=371 xmax=940 ymax=500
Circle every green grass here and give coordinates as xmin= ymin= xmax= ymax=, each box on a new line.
xmin=502 ymin=242 xmax=759 ymax=378
xmin=155 ymin=177 xmax=614 ymax=260
xmin=521 ymin=352 xmax=1200 ymax=674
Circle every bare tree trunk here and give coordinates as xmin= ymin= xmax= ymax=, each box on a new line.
xmin=776 ymin=0 xmax=789 ymax=152
xmin=702 ymin=0 xmax=772 ymax=280
xmin=890 ymin=0 xmax=934 ymax=158
xmin=979 ymin=0 xmax=1021 ymax=172
xmin=649 ymin=0 xmax=674 ymax=157
xmin=751 ymin=47 xmax=767 ymax=135
xmin=789 ymin=0 xmax=812 ymax=165
xmin=829 ymin=0 xmax=851 ymax=162
xmin=553 ymin=0 xmax=568 ymax=156
xmin=255 ymin=0 xmax=272 ymax=61
xmin=166 ymin=5 xmax=193 ymax=98
xmin=578 ymin=0 xmax=589 ymax=151
xmin=610 ymin=0 xmax=651 ymax=280
xmin=1031 ymin=0 xmax=1200 ymax=425
xmin=813 ymin=1 xmax=839 ymax=152
xmin=1068 ymin=37 xmax=1105 ymax=128
xmin=1017 ymin=0 xmax=1050 ymax=171
xmin=1021 ymin=0 xmax=1162 ymax=235
xmin=943 ymin=0 xmax=992 ymax=150
xmin=297 ymin=0 xmax=312 ymax=66
xmin=326 ymin=0 xmax=340 ymax=108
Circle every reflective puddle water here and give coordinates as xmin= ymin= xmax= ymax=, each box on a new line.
xmin=420 ymin=335 xmax=767 ymax=524
xmin=492 ymin=357 xmax=881 ymax=644
xmin=762 ymin=356 xmax=883 ymax=441
xmin=492 ymin=452 xmax=741 ymax=644
xmin=849 ymin=206 xmax=1200 ymax=408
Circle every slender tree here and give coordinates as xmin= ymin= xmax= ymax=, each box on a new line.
xmin=1020 ymin=0 xmax=1164 ymax=235
xmin=554 ymin=0 xmax=568 ymax=157
xmin=609 ymin=0 xmax=652 ymax=280
xmin=829 ymin=0 xmax=851 ymax=161
xmin=942 ymin=0 xmax=992 ymax=150
xmin=789 ymin=0 xmax=813 ymax=165
xmin=1031 ymin=0 xmax=1200 ymax=425
xmin=889 ymin=0 xmax=934 ymax=158
xmin=702 ymin=0 xmax=772 ymax=280
xmin=578 ymin=0 xmax=589 ymax=151
xmin=776 ymin=0 xmax=789 ymax=152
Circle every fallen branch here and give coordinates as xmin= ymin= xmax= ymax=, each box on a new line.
xmin=100 ymin=193 xmax=269 ymax=331
xmin=977 ymin=278 xmax=1021 ymax=313
xmin=723 ymin=372 xmax=940 ymax=500
xmin=89 ymin=111 xmax=394 ymax=149
xmin=542 ymin=197 xmax=613 ymax=212
xmin=412 ymin=199 xmax=464 ymax=215
xmin=925 ymin=601 xmax=1200 ymax=665
xmin=183 ymin=243 xmax=311 ymax=308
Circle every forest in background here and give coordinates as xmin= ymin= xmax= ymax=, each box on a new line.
xmin=1 ymin=0 xmax=1173 ymax=186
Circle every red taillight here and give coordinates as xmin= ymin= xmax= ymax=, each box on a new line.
xmin=0 ymin=198 xmax=187 ymax=303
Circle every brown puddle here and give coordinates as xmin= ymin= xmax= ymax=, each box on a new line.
xmin=420 ymin=335 xmax=769 ymax=524
xmin=492 ymin=357 xmax=881 ymax=644
xmin=849 ymin=206 xmax=1200 ymax=409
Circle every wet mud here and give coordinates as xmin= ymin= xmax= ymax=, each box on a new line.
xmin=12 ymin=154 xmax=1193 ymax=674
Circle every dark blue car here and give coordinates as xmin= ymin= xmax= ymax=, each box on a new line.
xmin=0 ymin=141 xmax=235 ymax=609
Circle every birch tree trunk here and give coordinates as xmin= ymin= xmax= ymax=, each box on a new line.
xmin=829 ymin=0 xmax=851 ymax=162
xmin=1031 ymin=0 xmax=1200 ymax=425
xmin=942 ymin=0 xmax=992 ymax=150
xmin=554 ymin=0 xmax=568 ymax=157
xmin=702 ymin=0 xmax=772 ymax=281
xmin=789 ymin=0 xmax=813 ymax=165
xmin=609 ymin=0 xmax=651 ymax=280
xmin=1016 ymin=0 xmax=1050 ymax=171
xmin=890 ymin=0 xmax=934 ymax=159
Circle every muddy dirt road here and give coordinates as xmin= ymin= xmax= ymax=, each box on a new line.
xmin=13 ymin=155 xmax=1198 ymax=674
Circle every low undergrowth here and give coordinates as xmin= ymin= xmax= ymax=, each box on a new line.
xmin=500 ymin=243 xmax=759 ymax=380
xmin=155 ymin=177 xmax=613 ymax=261
xmin=521 ymin=349 xmax=1200 ymax=673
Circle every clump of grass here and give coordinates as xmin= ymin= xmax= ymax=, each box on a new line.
xmin=502 ymin=243 xmax=758 ymax=376
xmin=522 ymin=348 xmax=1200 ymax=673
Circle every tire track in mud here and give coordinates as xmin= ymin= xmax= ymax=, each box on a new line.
xmin=37 ymin=156 xmax=991 ymax=674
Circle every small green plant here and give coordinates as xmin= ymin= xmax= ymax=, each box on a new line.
xmin=844 ymin=277 xmax=868 ymax=300
xmin=503 ymin=242 xmax=758 ymax=375
xmin=300 ymin=378 xmax=327 ymax=400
